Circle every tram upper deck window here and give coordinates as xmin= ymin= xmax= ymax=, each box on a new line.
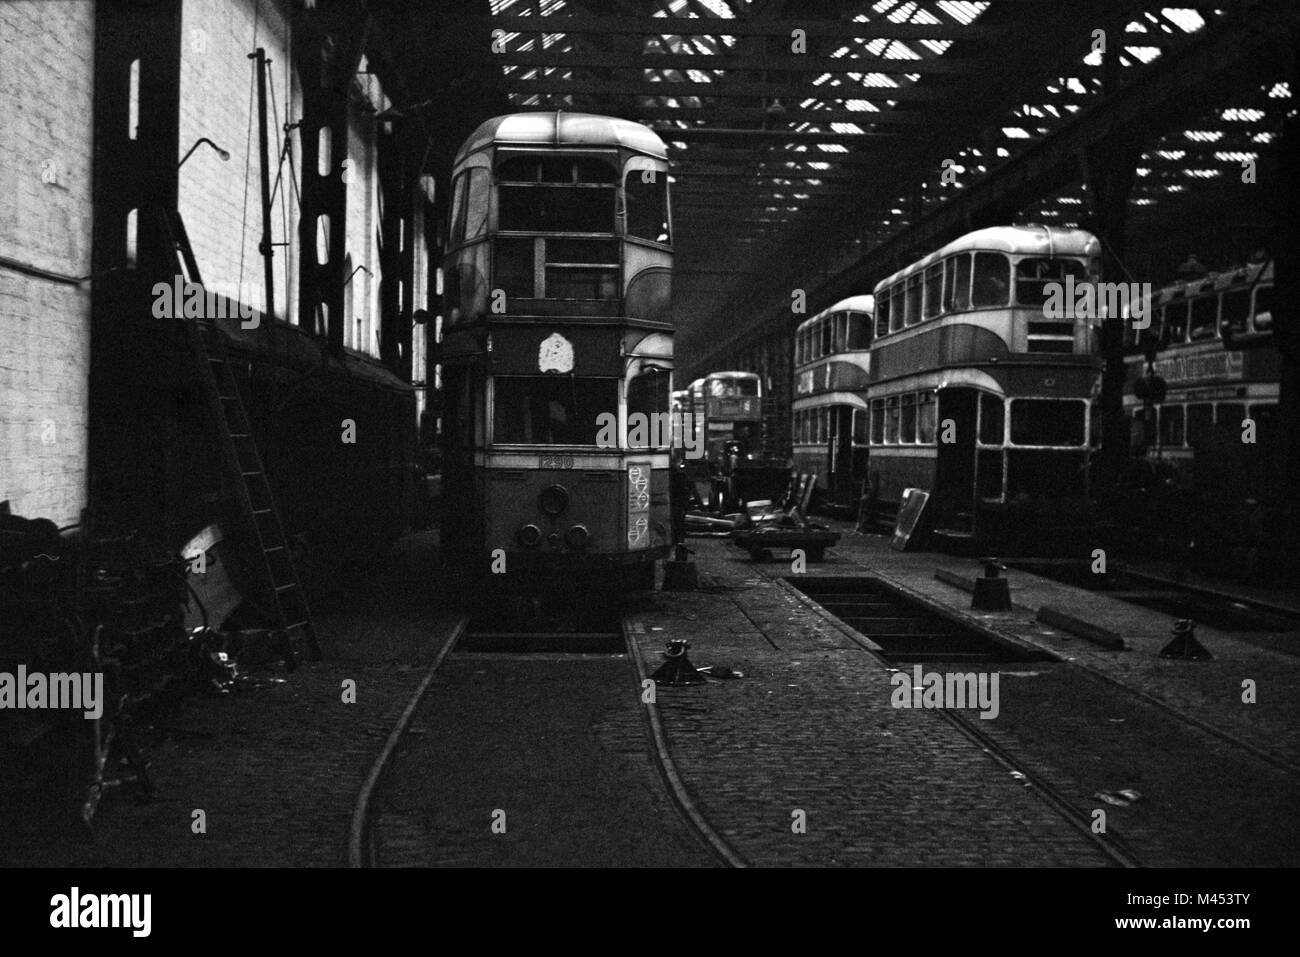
xmin=1219 ymin=288 xmax=1250 ymax=337
xmin=836 ymin=312 xmax=850 ymax=351
xmin=972 ymin=252 xmax=1011 ymax=308
xmin=821 ymin=317 xmax=833 ymax=355
xmin=1163 ymin=299 xmax=1189 ymax=344
xmin=1188 ymin=295 xmax=1219 ymax=341
xmin=492 ymin=375 xmax=617 ymax=445
xmin=497 ymin=155 xmax=617 ymax=234
xmin=1014 ymin=257 xmax=1087 ymax=308
xmin=847 ymin=312 xmax=871 ymax=349
xmin=710 ymin=376 xmax=758 ymax=397
xmin=450 ymin=168 xmax=490 ymax=245
xmin=923 ymin=264 xmax=943 ymax=319
xmin=624 ymin=170 xmax=670 ymax=244
xmin=1009 ymin=399 xmax=1085 ymax=446
xmin=944 ymin=254 xmax=972 ymax=312
xmin=1253 ymin=284 xmax=1273 ymax=331
xmin=890 ymin=285 xmax=904 ymax=333
xmin=904 ymin=275 xmax=922 ymax=326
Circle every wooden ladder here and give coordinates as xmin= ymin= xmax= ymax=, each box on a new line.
xmin=159 ymin=210 xmax=320 ymax=663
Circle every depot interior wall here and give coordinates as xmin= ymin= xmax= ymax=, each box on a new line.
xmin=0 ymin=1 xmax=95 ymax=525
xmin=178 ymin=0 xmax=301 ymax=324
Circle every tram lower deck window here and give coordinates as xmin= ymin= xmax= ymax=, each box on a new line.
xmin=493 ymin=375 xmax=618 ymax=445
xmin=1009 ymin=399 xmax=1085 ymax=446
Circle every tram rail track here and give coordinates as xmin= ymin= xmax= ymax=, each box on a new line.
xmin=349 ymin=614 xmax=741 ymax=868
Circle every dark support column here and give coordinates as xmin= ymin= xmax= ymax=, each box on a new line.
xmin=1271 ymin=71 xmax=1300 ymax=583
xmin=89 ymin=0 xmax=183 ymax=530
xmin=294 ymin=2 xmax=368 ymax=353
xmin=1083 ymin=140 xmax=1138 ymax=466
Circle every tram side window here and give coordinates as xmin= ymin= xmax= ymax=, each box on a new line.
xmin=847 ymin=311 xmax=872 ymax=349
xmin=904 ymin=275 xmax=922 ymax=326
xmin=923 ymin=264 xmax=943 ymax=319
xmin=978 ymin=393 xmax=1004 ymax=445
xmin=493 ymin=237 xmax=534 ymax=300
xmin=890 ymin=284 xmax=905 ymax=333
xmin=870 ymin=399 xmax=884 ymax=444
xmin=900 ymin=394 xmax=917 ymax=443
xmin=836 ymin=312 xmax=850 ymax=352
xmin=884 ymin=396 xmax=900 ymax=443
xmin=918 ymin=392 xmax=936 ymax=443
xmin=946 ymin=253 xmax=972 ymax=312
xmin=1163 ymin=299 xmax=1189 ymax=345
xmin=1216 ymin=403 xmax=1246 ymax=435
xmin=876 ymin=293 xmax=891 ymax=338
xmin=1186 ymin=403 xmax=1213 ymax=448
xmin=971 ymin=252 xmax=1010 ymax=308
xmin=1188 ymin=295 xmax=1218 ymax=341
xmin=624 ymin=169 xmax=670 ymax=244
xmin=627 ymin=368 xmax=670 ymax=448
xmin=1220 ymin=288 xmax=1250 ymax=338
xmin=1253 ymin=285 xmax=1273 ymax=331
xmin=1159 ymin=405 xmax=1185 ymax=448
xmin=821 ymin=317 xmax=833 ymax=356
xmin=1010 ymin=399 xmax=1085 ymax=446
xmin=493 ymin=375 xmax=618 ymax=445
xmin=1249 ymin=403 xmax=1278 ymax=447
xmin=449 ymin=171 xmax=469 ymax=246
xmin=441 ymin=367 xmax=480 ymax=451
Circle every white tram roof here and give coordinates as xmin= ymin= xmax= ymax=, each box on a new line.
xmin=795 ymin=294 xmax=875 ymax=334
xmin=874 ymin=225 xmax=1102 ymax=293
xmin=455 ymin=111 xmax=669 ymax=165
xmin=704 ymin=370 xmax=760 ymax=380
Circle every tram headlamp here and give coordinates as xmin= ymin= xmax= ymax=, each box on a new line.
xmin=565 ymin=524 xmax=591 ymax=549
xmin=539 ymin=484 xmax=569 ymax=516
xmin=517 ymin=524 xmax=543 ymax=547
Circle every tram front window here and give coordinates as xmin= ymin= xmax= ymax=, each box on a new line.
xmin=493 ymin=375 xmax=618 ymax=445
xmin=1009 ymin=399 xmax=1086 ymax=446
xmin=1015 ymin=257 xmax=1087 ymax=308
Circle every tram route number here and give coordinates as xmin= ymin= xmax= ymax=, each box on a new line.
xmin=539 ymin=454 xmax=574 ymax=469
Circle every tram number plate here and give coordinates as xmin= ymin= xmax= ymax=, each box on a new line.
xmin=539 ymin=454 xmax=574 ymax=469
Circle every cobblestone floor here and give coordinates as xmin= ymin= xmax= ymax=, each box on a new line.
xmin=628 ymin=531 xmax=1299 ymax=867
xmin=0 ymin=534 xmax=456 ymax=867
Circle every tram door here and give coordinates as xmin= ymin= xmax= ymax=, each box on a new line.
xmin=829 ymin=406 xmax=854 ymax=500
xmin=934 ymin=387 xmax=977 ymax=527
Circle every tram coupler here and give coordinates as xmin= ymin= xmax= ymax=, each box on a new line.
xmin=650 ymin=638 xmax=707 ymax=685
xmin=971 ymin=558 xmax=1012 ymax=611
xmin=662 ymin=544 xmax=699 ymax=591
xmin=1159 ymin=618 xmax=1213 ymax=660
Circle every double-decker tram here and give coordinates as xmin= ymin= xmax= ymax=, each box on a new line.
xmin=1122 ymin=260 xmax=1277 ymax=478
xmin=438 ymin=112 xmax=674 ymax=597
xmin=791 ymin=295 xmax=874 ymax=513
xmin=867 ymin=225 xmax=1103 ymax=551
xmin=673 ymin=371 xmax=768 ymax=509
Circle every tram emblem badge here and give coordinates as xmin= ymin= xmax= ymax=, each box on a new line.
xmin=538 ymin=332 xmax=575 ymax=374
